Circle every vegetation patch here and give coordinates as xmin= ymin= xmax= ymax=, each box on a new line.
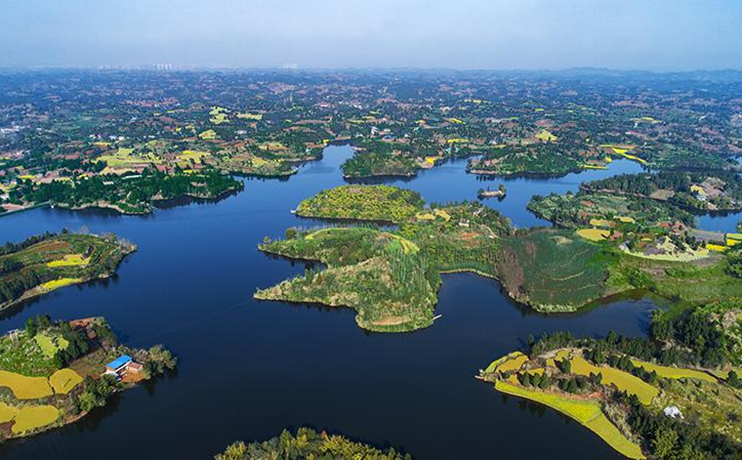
xmin=498 ymin=230 xmax=610 ymax=311
xmin=296 ymin=185 xmax=424 ymax=223
xmin=216 ymin=427 xmax=411 ymax=460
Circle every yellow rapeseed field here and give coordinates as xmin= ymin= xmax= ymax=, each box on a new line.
xmin=0 ymin=402 xmax=17 ymax=423
xmin=0 ymin=370 xmax=53 ymax=400
xmin=49 ymin=368 xmax=84 ymax=394
xmin=11 ymin=405 xmax=60 ymax=434
xmin=485 ymin=352 xmax=529 ymax=374
xmin=494 ymin=380 xmax=644 ymax=459
xmin=40 ymin=278 xmax=83 ymax=291
xmin=630 ymin=359 xmax=717 ymax=383
xmin=570 ymin=356 xmax=658 ymax=405
xmin=577 ymin=228 xmax=610 ymax=242
xmin=47 ymin=254 xmax=90 ymax=267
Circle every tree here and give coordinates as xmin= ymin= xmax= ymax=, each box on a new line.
xmin=651 ymin=427 xmax=678 ymax=460
xmin=25 ymin=317 xmax=37 ymax=337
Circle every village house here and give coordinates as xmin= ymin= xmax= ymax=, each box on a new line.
xmin=104 ymin=355 xmax=144 ymax=383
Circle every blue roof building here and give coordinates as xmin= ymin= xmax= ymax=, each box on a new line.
xmin=106 ymin=355 xmax=132 ymax=371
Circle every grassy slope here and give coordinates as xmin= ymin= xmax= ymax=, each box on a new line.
xmin=498 ymin=230 xmax=612 ymax=312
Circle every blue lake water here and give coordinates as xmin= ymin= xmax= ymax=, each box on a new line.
xmin=0 ymin=146 xmax=707 ymax=459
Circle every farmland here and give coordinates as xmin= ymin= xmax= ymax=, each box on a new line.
xmin=481 ymin=323 xmax=742 ymax=460
xmin=0 ymin=316 xmax=177 ymax=441
xmin=492 ymin=380 xmax=644 ymax=459
xmin=0 ymin=232 xmax=136 ymax=311
xmin=629 ymin=359 xmax=717 ymax=383
xmin=569 ymin=356 xmax=659 ymax=405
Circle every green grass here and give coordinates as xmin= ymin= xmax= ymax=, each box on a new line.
xmin=33 ymin=332 xmax=69 ymax=358
xmin=0 ymin=331 xmax=59 ymax=376
xmin=499 ymin=230 xmax=610 ymax=311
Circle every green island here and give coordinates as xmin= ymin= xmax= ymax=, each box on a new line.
xmin=467 ymin=143 xmax=585 ymax=177
xmin=0 ymin=231 xmax=136 ymax=311
xmin=256 ymin=198 xmax=507 ymax=331
xmin=342 ymin=142 xmax=422 ymax=178
xmin=0 ymin=315 xmax=176 ymax=441
xmin=257 ymin=184 xmax=742 ymax=331
xmin=216 ymin=427 xmax=411 ymax=460
xmin=295 ymin=184 xmax=425 ymax=223
xmin=479 ymin=302 xmax=742 ymax=459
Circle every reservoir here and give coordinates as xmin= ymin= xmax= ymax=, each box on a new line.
xmin=0 ymin=146 xmax=711 ymax=459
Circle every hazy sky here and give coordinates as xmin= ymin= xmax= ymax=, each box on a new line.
xmin=2 ymin=0 xmax=741 ymax=70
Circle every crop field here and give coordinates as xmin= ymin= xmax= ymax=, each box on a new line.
xmin=0 ymin=332 xmax=58 ymax=376
xmin=387 ymin=234 xmax=420 ymax=254
xmin=615 ymin=255 xmax=742 ymax=305
xmin=577 ymin=228 xmax=610 ymax=242
xmin=629 ymin=359 xmax=717 ymax=382
xmin=599 ymin=144 xmax=643 ymax=158
xmin=0 ymin=370 xmax=53 ymax=399
xmin=198 ymin=129 xmax=217 ymax=140
xmin=177 ymin=150 xmax=211 ymax=166
xmin=499 ymin=230 xmax=609 ymax=311
xmin=584 ymin=413 xmax=645 ymax=459
xmin=0 ymin=402 xmax=16 ymax=423
xmin=11 ymin=405 xmax=60 ymax=434
xmin=209 ymin=106 xmax=229 ymax=124
xmin=41 ymin=278 xmax=83 ymax=291
xmin=49 ymin=368 xmax=83 ymax=394
xmin=535 ymin=129 xmax=558 ymax=142
xmin=484 ymin=352 xmax=528 ymax=374
xmin=96 ymin=148 xmax=162 ymax=168
xmin=493 ymin=380 xmax=644 ymax=458
xmin=46 ymin=254 xmax=89 ymax=267
xmin=570 ymin=356 xmax=658 ymax=405
xmin=528 ymin=192 xmax=692 ymax=230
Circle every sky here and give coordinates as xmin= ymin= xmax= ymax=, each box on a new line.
xmin=1 ymin=0 xmax=741 ymax=71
